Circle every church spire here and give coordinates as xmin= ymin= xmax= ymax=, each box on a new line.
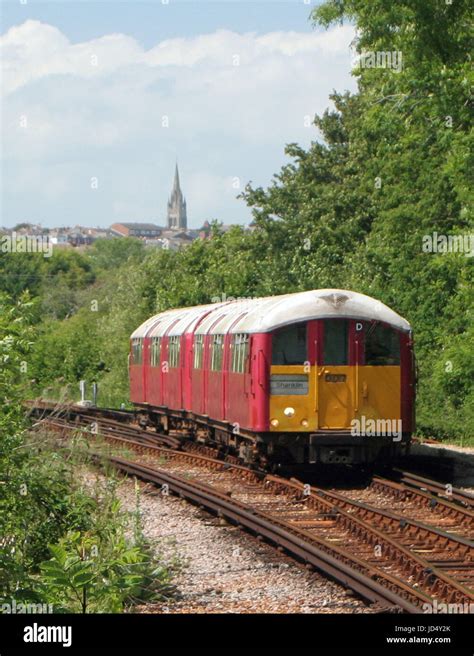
xmin=167 ymin=163 xmax=187 ymax=230
xmin=173 ymin=163 xmax=180 ymax=192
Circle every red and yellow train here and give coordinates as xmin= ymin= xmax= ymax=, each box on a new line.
xmin=129 ymin=289 xmax=415 ymax=468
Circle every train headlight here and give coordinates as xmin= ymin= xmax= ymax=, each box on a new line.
xmin=283 ymin=407 xmax=295 ymax=417
xmin=301 ymin=419 xmax=309 ymax=427
xmin=270 ymin=418 xmax=279 ymax=427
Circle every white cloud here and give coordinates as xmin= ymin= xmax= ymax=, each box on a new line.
xmin=1 ymin=20 xmax=356 ymax=227
xmin=1 ymin=22 xmax=355 ymax=93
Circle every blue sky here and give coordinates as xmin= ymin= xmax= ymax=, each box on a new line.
xmin=1 ymin=1 xmax=356 ymax=229
xmin=3 ymin=1 xmax=316 ymax=45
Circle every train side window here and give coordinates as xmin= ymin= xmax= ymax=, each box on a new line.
xmin=168 ymin=335 xmax=180 ymax=368
xmin=210 ymin=334 xmax=224 ymax=371
xmin=131 ymin=338 xmax=143 ymax=365
xmin=365 ymin=324 xmax=400 ymax=365
xmin=231 ymin=334 xmax=249 ymax=373
xmin=322 ymin=320 xmax=348 ymax=365
xmin=193 ymin=334 xmax=204 ymax=369
xmin=272 ymin=323 xmax=307 ymax=365
xmin=150 ymin=337 xmax=161 ymax=367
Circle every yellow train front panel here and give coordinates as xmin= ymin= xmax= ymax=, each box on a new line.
xmin=269 ymin=365 xmax=317 ymax=431
xmin=269 ymin=365 xmax=401 ymax=431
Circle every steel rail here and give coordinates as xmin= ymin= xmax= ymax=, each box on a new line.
xmin=37 ymin=418 xmax=260 ymax=479
xmin=307 ymin=484 xmax=473 ymax=556
xmin=33 ymin=406 xmax=474 ymax=609
xmin=35 ymin=415 xmax=183 ymax=450
xmin=392 ymin=469 xmax=474 ymax=510
xmin=265 ymin=477 xmax=474 ymax=605
xmin=99 ymin=453 xmax=423 ymax=613
xmin=37 ymin=415 xmax=473 ymax=610
xmin=371 ymin=476 xmax=474 ymax=528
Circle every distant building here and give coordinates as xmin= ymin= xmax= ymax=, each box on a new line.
xmin=12 ymin=223 xmax=44 ymax=235
xmin=84 ymin=227 xmax=115 ymax=240
xmin=49 ymin=232 xmax=69 ymax=246
xmin=167 ymin=164 xmax=187 ymax=230
xmin=110 ymin=223 xmax=163 ymax=238
xmin=68 ymin=231 xmax=93 ymax=246
xmin=198 ymin=221 xmax=241 ymax=239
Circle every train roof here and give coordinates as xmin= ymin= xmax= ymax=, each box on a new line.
xmin=131 ymin=289 xmax=411 ymax=338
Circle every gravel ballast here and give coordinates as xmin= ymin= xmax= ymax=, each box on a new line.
xmin=82 ymin=468 xmax=373 ymax=614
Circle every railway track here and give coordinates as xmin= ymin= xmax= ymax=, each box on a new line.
xmin=391 ymin=469 xmax=474 ymax=510
xmin=30 ymin=402 xmax=474 ymax=614
xmin=27 ymin=400 xmax=183 ymax=450
xmin=369 ymin=476 xmax=473 ymax=530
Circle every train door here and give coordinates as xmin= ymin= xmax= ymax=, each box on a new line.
xmin=147 ymin=335 xmax=162 ymax=407
xmin=143 ymin=319 xmax=164 ymax=405
xmin=356 ymin=321 xmax=401 ymax=425
xmin=269 ymin=322 xmax=318 ymax=432
xmin=191 ymin=333 xmax=205 ymax=414
xmin=226 ymin=333 xmax=251 ymax=429
xmin=317 ymin=319 xmax=355 ymax=429
xmin=224 ymin=312 xmax=250 ymax=428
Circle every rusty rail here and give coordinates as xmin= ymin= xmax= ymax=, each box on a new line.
xmin=100 ymin=454 xmax=422 ymax=612
xmin=30 ymin=402 xmax=474 ymax=613
xmin=392 ymin=468 xmax=474 ymax=510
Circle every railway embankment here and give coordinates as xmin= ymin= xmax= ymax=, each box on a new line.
xmin=402 ymin=443 xmax=474 ymax=488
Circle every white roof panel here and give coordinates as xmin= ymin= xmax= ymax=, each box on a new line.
xmin=194 ymin=309 xmax=229 ymax=336
xmin=166 ymin=303 xmax=227 ymax=336
xmin=130 ymin=309 xmax=180 ymax=339
xmin=131 ymin=289 xmax=411 ymax=338
xmin=148 ymin=310 xmax=190 ymax=338
xmin=230 ymin=289 xmax=411 ymax=333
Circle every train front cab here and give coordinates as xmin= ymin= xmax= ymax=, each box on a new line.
xmin=266 ymin=318 xmax=414 ymax=466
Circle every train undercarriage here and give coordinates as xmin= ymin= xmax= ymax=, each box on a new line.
xmin=135 ymin=404 xmax=411 ymax=470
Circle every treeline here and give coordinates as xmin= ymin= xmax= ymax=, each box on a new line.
xmin=2 ymin=0 xmax=473 ymax=444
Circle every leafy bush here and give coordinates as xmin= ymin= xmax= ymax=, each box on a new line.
xmin=0 ymin=295 xmax=175 ymax=612
xmin=38 ymin=521 xmax=173 ymax=612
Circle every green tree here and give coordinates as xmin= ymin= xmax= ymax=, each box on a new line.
xmin=88 ymin=237 xmax=145 ymax=271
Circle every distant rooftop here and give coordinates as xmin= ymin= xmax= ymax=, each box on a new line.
xmin=112 ymin=222 xmax=164 ymax=230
